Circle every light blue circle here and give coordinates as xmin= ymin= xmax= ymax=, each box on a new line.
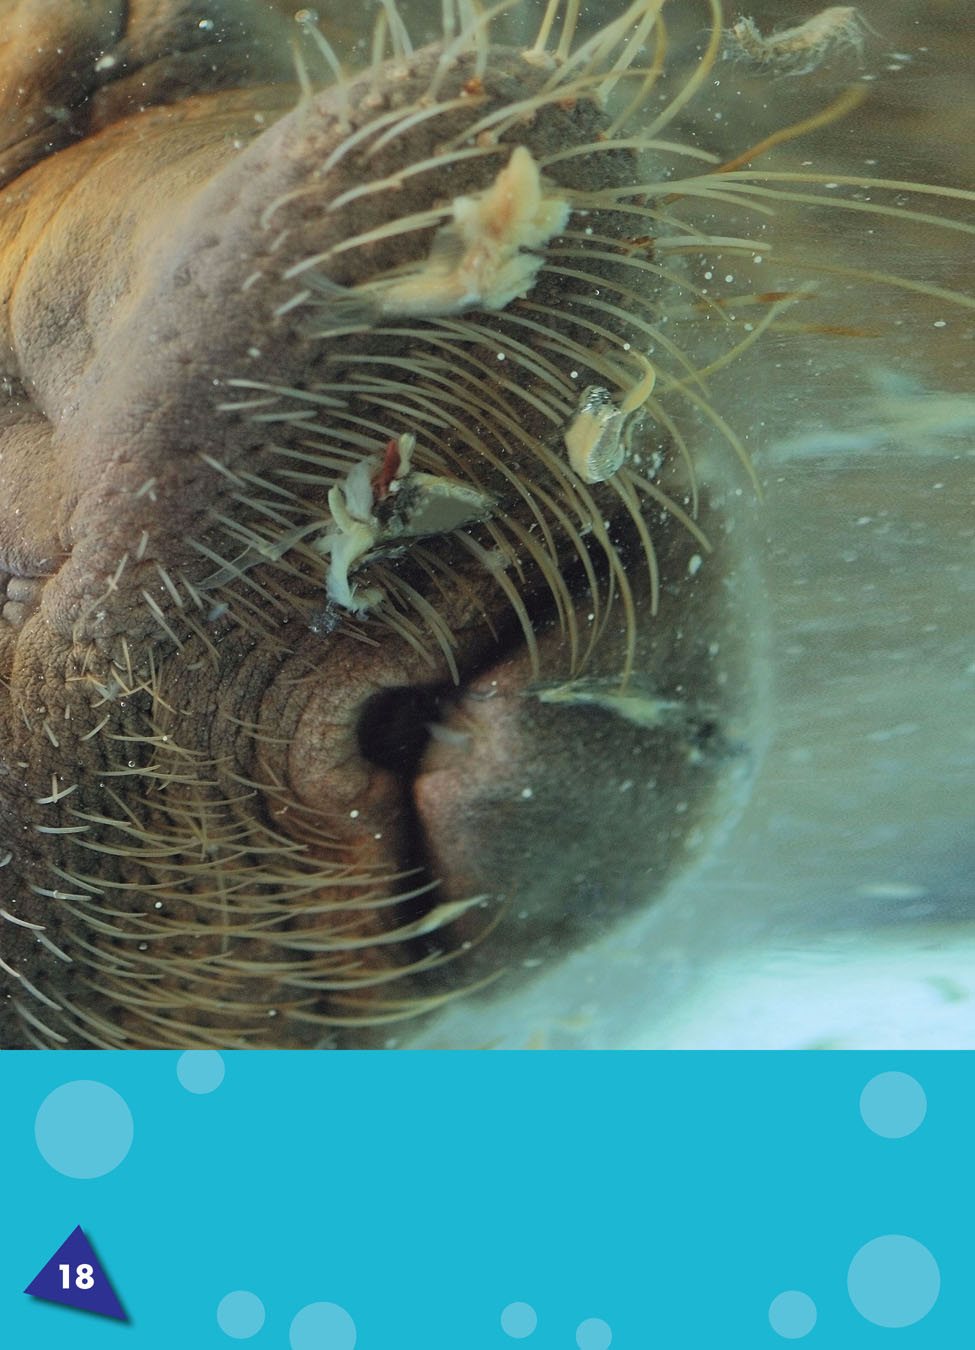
xmin=217 ymin=1291 xmax=266 ymax=1339
xmin=769 ymin=1290 xmax=817 ymax=1339
xmin=859 ymin=1072 xmax=926 ymax=1138
xmin=501 ymin=1302 xmax=538 ymax=1338
xmin=177 ymin=1051 xmax=226 ymax=1094
xmin=35 ymin=1080 xmax=133 ymax=1179
xmin=848 ymin=1235 xmax=940 ymax=1327
xmin=576 ymin=1317 xmax=612 ymax=1350
xmin=290 ymin=1301 xmax=356 ymax=1350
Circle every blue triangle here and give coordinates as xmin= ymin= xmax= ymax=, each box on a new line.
xmin=24 ymin=1225 xmax=129 ymax=1321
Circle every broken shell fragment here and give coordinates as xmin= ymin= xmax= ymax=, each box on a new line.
xmin=564 ymin=352 xmax=656 ymax=483
xmin=379 ymin=473 xmax=495 ymax=538
xmin=316 ymin=434 xmax=495 ymax=614
xmin=564 ymin=386 xmax=626 ymax=483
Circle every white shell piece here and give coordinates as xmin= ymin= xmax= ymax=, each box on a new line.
xmin=316 ymin=441 xmax=494 ymax=615
xmin=309 ymin=147 xmax=571 ymax=331
xmin=564 ymin=386 xmax=625 ymax=483
xmin=385 ymin=474 xmax=494 ymax=538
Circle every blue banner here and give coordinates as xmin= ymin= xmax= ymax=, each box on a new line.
xmin=1 ymin=1053 xmax=967 ymax=1346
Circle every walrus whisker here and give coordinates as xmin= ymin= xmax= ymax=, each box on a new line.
xmin=295 ymin=10 xmax=351 ymax=122
xmin=324 ymin=143 xmax=505 ymax=216
xmin=538 ymin=138 xmax=720 ymax=171
xmin=674 ymin=178 xmax=975 ymax=239
xmin=643 ymin=0 xmax=723 ymax=139
xmin=605 ymin=14 xmax=669 ymax=135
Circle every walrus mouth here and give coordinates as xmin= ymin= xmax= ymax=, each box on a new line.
xmin=191 ymin=343 xmax=755 ymax=1046
xmin=293 ymin=484 xmax=751 ymax=1021
xmin=0 ymin=0 xmax=971 ymax=1048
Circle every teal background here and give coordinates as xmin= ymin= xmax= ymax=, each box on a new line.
xmin=0 ymin=1053 xmax=968 ymax=1346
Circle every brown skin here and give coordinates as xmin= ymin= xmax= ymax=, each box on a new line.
xmin=0 ymin=1 xmax=753 ymax=1047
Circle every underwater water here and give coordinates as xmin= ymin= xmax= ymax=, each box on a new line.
xmin=402 ymin=0 xmax=975 ymax=1049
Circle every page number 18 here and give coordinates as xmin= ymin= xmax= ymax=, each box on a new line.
xmin=59 ymin=1263 xmax=95 ymax=1290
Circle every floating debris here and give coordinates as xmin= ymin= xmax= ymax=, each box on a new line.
xmin=725 ymin=7 xmax=871 ymax=75
xmin=531 ymin=675 xmax=689 ymax=730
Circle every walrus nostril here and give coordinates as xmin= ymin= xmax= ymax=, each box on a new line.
xmin=356 ymin=685 xmax=445 ymax=777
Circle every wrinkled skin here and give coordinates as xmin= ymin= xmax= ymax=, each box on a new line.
xmin=0 ymin=0 xmax=756 ymax=1047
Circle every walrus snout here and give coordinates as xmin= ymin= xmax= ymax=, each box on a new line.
xmin=272 ymin=485 xmax=758 ymax=1015
xmin=0 ymin=1 xmax=766 ymax=1046
xmin=4 ymin=1 xmax=965 ymax=1047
